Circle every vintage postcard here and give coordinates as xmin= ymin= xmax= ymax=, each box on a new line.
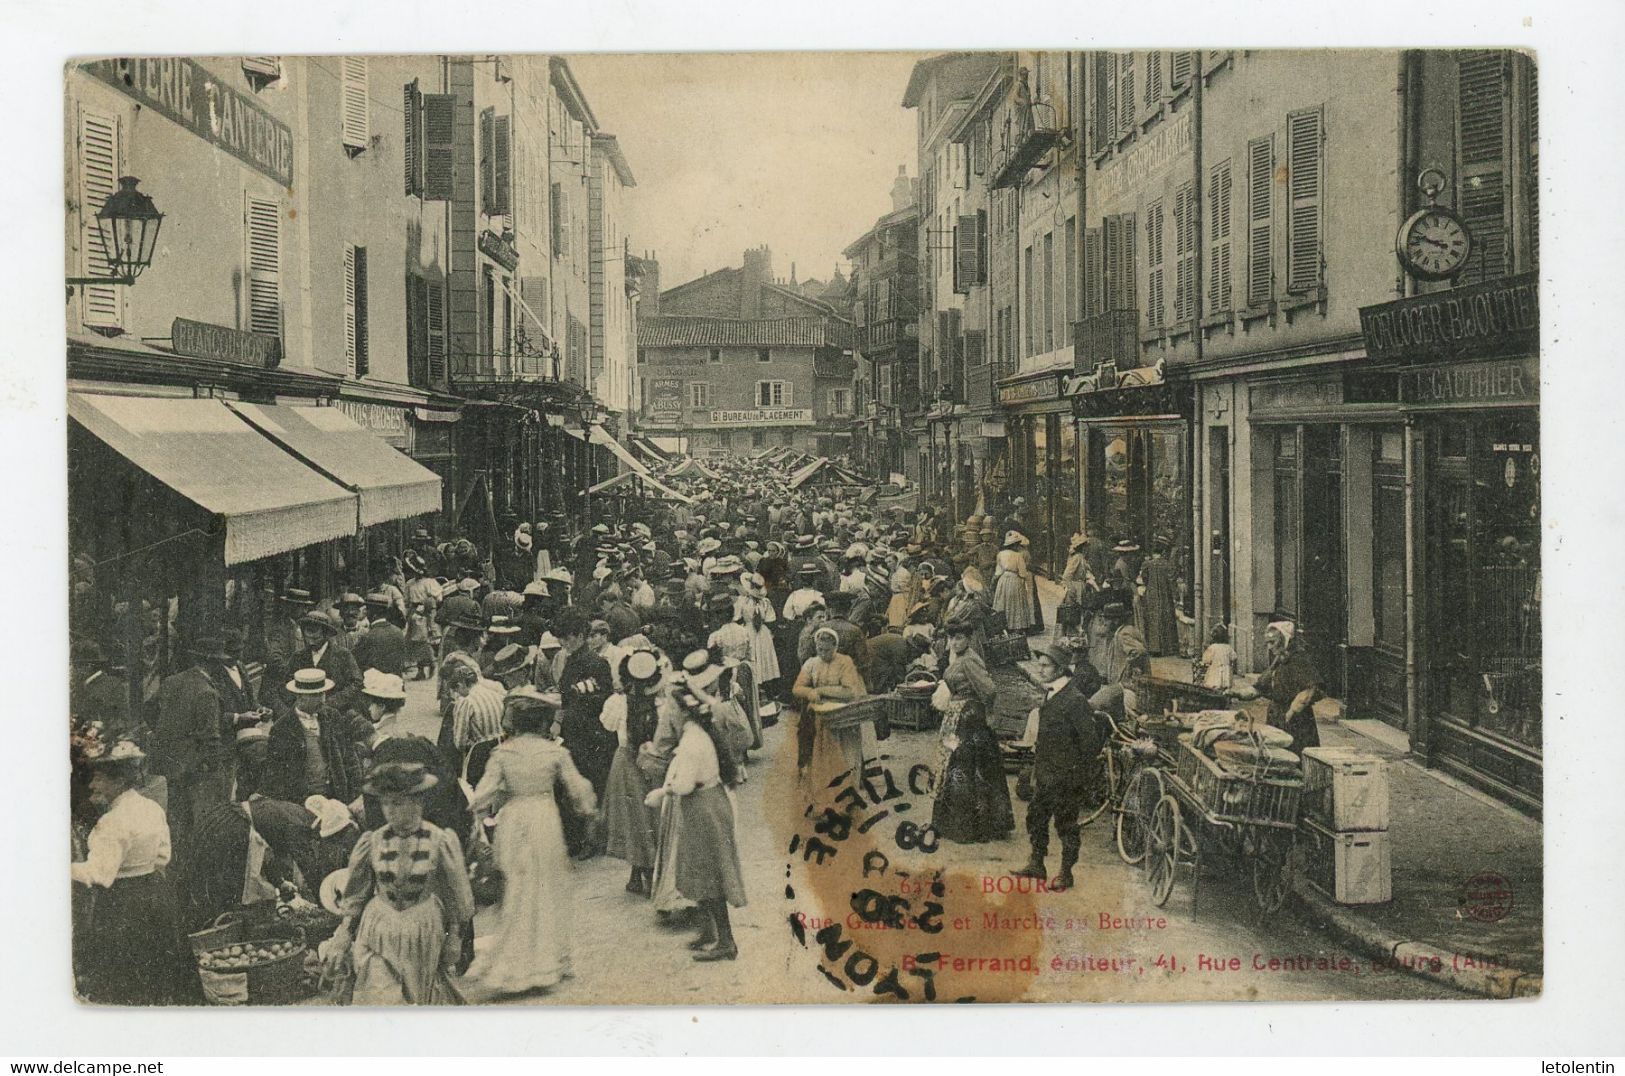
xmin=65 ymin=48 xmax=1541 ymax=1006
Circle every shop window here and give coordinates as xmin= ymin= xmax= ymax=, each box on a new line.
xmin=1273 ymin=430 xmax=1300 ymax=619
xmin=751 ymin=430 xmax=766 ymax=448
xmin=1373 ymin=467 xmax=1406 ymax=653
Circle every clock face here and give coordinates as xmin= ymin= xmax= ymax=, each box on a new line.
xmin=1399 ymin=208 xmax=1473 ymax=280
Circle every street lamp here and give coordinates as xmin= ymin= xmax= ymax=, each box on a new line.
xmin=68 ymin=176 xmax=164 ymax=287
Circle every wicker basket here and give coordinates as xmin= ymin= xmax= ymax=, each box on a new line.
xmin=985 ymin=632 xmax=1031 ymax=667
xmin=187 ymin=912 xmax=245 ymax=957
xmin=888 ymin=691 xmax=940 ymax=732
xmin=1132 ymin=676 xmax=1232 ymax=717
xmin=195 ymin=924 xmax=309 ymax=1006
xmin=1176 ymin=737 xmax=1302 ymax=829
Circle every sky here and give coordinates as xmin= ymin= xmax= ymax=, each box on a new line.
xmin=567 ymin=51 xmax=929 ymax=295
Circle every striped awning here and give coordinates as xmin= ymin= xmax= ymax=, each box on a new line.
xmin=68 ymin=393 xmax=357 ymax=565
xmin=587 ymin=424 xmax=651 ymax=477
xmin=228 ymin=402 xmax=442 ymax=527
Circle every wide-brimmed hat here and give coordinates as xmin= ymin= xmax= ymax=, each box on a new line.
xmin=447 ymin=611 xmax=487 ymax=633
xmin=543 ymin=567 xmax=574 ymax=586
xmin=287 ymin=667 xmax=335 ymax=695
xmin=522 ymin=581 xmax=550 ymax=598
xmin=678 ymin=649 xmax=725 ymax=693
xmin=279 ymin=588 xmax=317 ymax=607
xmin=793 ymin=534 xmax=816 ymax=550
xmin=695 ymin=537 xmax=722 ymax=556
xmin=1032 ymin=642 xmax=1074 ymax=670
xmin=336 ymin=592 xmax=366 ymax=608
xmin=363 ymin=590 xmax=392 ymax=610
xmin=796 ymin=562 xmax=824 ymax=577
xmin=491 ymin=643 xmax=529 ymax=676
xmin=319 ymin=868 xmax=351 ymax=916
xmin=591 ymin=523 xmax=611 ymax=535
xmin=456 ymin=576 xmax=481 ymax=593
xmin=298 ymin=610 xmax=339 ymax=634
xmin=360 ymin=668 xmax=407 ymax=701
xmin=620 ymin=648 xmax=662 ymax=687
xmin=1003 ymin=530 xmax=1030 ymax=548
xmin=362 ymin=761 xmax=438 ymax=798
xmin=1112 ymin=537 xmax=1141 ymax=554
xmin=536 ymin=631 xmax=562 ymax=651
xmin=189 ymin=635 xmax=230 ymax=662
xmin=487 ymin=615 xmax=521 ymax=636
xmin=85 ymin=739 xmax=146 ymax=769
xmin=710 ymin=555 xmax=744 ymax=576
xmin=303 ymin=796 xmax=356 ymax=839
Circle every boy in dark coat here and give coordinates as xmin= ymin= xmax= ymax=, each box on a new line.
xmin=1014 ymin=643 xmax=1107 ymax=892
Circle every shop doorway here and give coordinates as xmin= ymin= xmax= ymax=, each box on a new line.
xmin=1207 ymin=425 xmax=1232 ymax=630
xmin=1301 ymin=427 xmax=1347 ymax=695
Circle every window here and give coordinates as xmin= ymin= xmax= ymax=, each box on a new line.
xmin=1085 ymin=214 xmax=1137 ymax=319
xmin=550 ymin=182 xmax=569 ymax=257
xmin=1092 ymin=52 xmax=1118 ymax=154
xmin=717 ymin=431 xmax=732 ymax=450
xmin=757 ymin=348 xmax=772 ymax=363
xmin=340 ymin=57 xmax=369 ymax=154
xmin=479 ymin=108 xmax=512 ymax=217
xmin=1174 ymin=182 xmax=1198 ymax=322
xmin=1170 ymin=51 xmax=1193 ymax=92
xmin=756 ymin=380 xmax=792 ymax=407
xmin=1144 ymin=51 xmax=1163 ymax=109
xmin=1286 ymin=107 xmax=1324 ymax=292
xmin=1145 ymin=200 xmax=1166 ymax=328
xmin=421 ymin=92 xmax=455 ymax=201
xmin=425 ymin=280 xmax=446 ymax=382
xmin=1246 ymin=136 xmax=1274 ymax=306
xmin=751 ymin=430 xmax=766 ymax=448
xmin=1118 ymin=53 xmax=1136 ymax=138
xmin=1373 ymin=432 xmax=1407 ymax=652
xmin=403 ymin=80 xmax=423 ymax=196
xmin=689 ymin=382 xmax=713 ymax=409
xmin=1456 ymin=51 xmax=1515 ymax=282
xmin=1063 ymin=217 xmax=1077 ymax=346
xmin=781 ymin=429 xmax=795 ymax=446
xmin=1208 ymin=158 xmax=1233 ymax=314
xmin=1023 ymin=245 xmax=1035 ymax=355
xmin=954 ymin=214 xmax=983 ymax=292
xmin=828 ymin=388 xmax=851 ymax=415
xmin=708 ymin=348 xmax=722 ymax=364
xmin=1042 ymin=231 xmax=1055 ymax=353
xmin=75 ymin=107 xmax=122 ymax=330
xmin=344 ymin=245 xmax=369 ymax=377
xmin=245 ymin=196 xmax=281 ymax=337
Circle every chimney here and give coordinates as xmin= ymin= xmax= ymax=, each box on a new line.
xmin=890 ymin=165 xmax=914 ymax=212
xmin=643 ymin=254 xmax=661 ymax=316
xmin=740 ymin=245 xmax=771 ymax=319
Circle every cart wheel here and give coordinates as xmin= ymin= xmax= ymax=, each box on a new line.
xmin=1115 ymin=766 xmax=1164 ymax=865
xmin=1145 ymin=794 xmax=1182 ymax=908
xmin=1251 ymin=830 xmax=1293 ymax=913
xmin=1076 ymin=749 xmax=1113 ymax=827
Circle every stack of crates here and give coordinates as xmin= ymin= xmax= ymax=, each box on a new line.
xmin=1297 ymin=747 xmax=1392 ymax=904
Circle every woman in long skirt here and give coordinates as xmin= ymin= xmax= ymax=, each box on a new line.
xmin=991 ymin=531 xmax=1037 ymax=634
xmin=599 ymin=650 xmax=670 ymax=896
xmin=733 ymin=574 xmax=781 ymax=692
xmin=325 ymin=762 xmax=475 ymax=1005
xmin=463 ymin=696 xmax=597 ymax=995
xmin=71 ymin=744 xmax=188 ymax=1005
xmin=791 ymin=627 xmax=868 ymax=790
xmin=647 ymin=666 xmax=747 ymax=962
xmin=929 ymin=632 xmax=1014 ymax=844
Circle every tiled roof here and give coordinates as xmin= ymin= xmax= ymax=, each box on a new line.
xmin=638 ymin=316 xmax=832 ymax=348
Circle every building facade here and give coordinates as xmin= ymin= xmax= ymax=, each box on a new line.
xmin=844 ymin=168 xmax=920 ymax=484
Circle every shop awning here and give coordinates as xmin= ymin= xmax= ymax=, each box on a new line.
xmin=67 ymin=392 xmax=357 ymax=565
xmin=587 ymin=470 xmax=695 ymax=505
xmin=587 ymin=424 xmax=651 ymax=477
xmin=228 ymin=402 xmax=442 ymax=528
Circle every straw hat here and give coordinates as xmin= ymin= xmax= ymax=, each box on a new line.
xmin=1003 ymin=530 xmax=1030 ymax=548
xmin=360 ymin=668 xmax=407 ymax=701
xmin=286 ymin=667 xmax=335 ymax=695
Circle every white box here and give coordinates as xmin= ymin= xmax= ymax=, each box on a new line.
xmin=1301 ymin=746 xmax=1390 ymax=832
xmin=1298 ymin=817 xmax=1392 ymax=904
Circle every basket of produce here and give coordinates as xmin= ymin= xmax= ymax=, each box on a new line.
xmin=276 ymin=894 xmax=341 ymax=945
xmin=187 ymin=912 xmax=245 ymax=957
xmin=195 ymin=924 xmax=309 ymax=1006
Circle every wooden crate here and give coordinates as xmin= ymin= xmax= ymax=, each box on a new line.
xmin=1176 ymin=738 xmax=1302 ymax=828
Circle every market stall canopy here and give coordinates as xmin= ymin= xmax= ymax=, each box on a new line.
xmin=629 ymin=435 xmax=670 ymax=463
xmin=587 ymin=424 xmax=651 ymax=477
xmin=68 ymin=393 xmax=357 ymax=565
xmin=668 ymin=458 xmax=719 ymax=481
xmin=587 ymin=470 xmax=695 ymax=505
xmin=788 ymin=456 xmax=868 ymax=490
xmin=227 ymin=402 xmax=442 ymax=527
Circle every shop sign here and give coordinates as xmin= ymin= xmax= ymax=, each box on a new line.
xmin=338 ymin=399 xmax=410 ymax=448
xmin=171 ymin=317 xmax=281 ymax=368
xmin=647 ymin=378 xmax=683 ymax=416
xmin=83 ymin=58 xmax=293 ymax=186
xmin=1093 ymin=110 xmax=1193 ymax=209
xmin=708 ymin=408 xmax=813 ymax=426
xmin=1400 ymin=357 xmax=1538 ymax=408
xmin=998 ymin=374 xmax=1062 ymax=406
xmin=1359 ymin=272 xmax=1538 ymax=365
xmin=1250 ymin=377 xmax=1343 ymax=413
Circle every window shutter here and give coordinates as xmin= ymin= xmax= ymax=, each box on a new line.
xmin=343 ymin=246 xmax=358 ymax=376
xmin=1092 ymin=55 xmax=1113 ymax=153
xmin=245 ymin=196 xmax=282 ymax=337
xmin=492 ymin=114 xmax=512 ymax=217
xmin=421 ymin=94 xmax=456 ymax=200
xmin=1084 ymin=226 xmax=1105 ymax=317
xmin=1174 ymin=182 xmax=1196 ymax=323
xmin=1145 ymin=52 xmax=1163 ymax=109
xmin=782 ymin=381 xmax=793 ymax=407
xmin=425 ymin=279 xmax=446 ymax=382
xmin=479 ymin=108 xmax=495 ymax=213
xmin=403 ymin=80 xmax=422 ymax=196
xmin=1146 ymin=200 xmax=1165 ymax=328
xmin=77 ymin=108 xmax=122 ymax=330
xmin=1456 ymin=50 xmax=1510 ymax=283
xmin=519 ymin=275 xmax=548 ymax=335
xmin=1286 ymin=107 xmax=1323 ymax=293
xmin=954 ymin=214 xmax=980 ymax=293
xmin=406 ymin=275 xmax=425 ymax=387
xmin=1523 ymin=57 xmax=1538 ymax=268
xmin=1208 ymin=158 xmax=1233 ymax=313
xmin=353 ymin=246 xmax=369 ymax=377
xmin=1118 ymin=53 xmax=1136 ymax=137
xmin=1063 ymin=215 xmax=1077 ymax=345
xmin=1246 ymin=136 xmax=1274 ymax=306
xmin=1113 ymin=212 xmax=1137 ymax=313
xmin=1170 ymin=51 xmax=1193 ymax=91
xmin=340 ymin=57 xmax=370 ymax=152
xmin=1103 ymin=54 xmax=1119 ymax=146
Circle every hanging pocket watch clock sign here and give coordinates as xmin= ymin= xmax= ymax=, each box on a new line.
xmin=1396 ymin=168 xmax=1473 ymax=281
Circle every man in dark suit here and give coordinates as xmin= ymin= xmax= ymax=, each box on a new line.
xmin=262 ymin=668 xmax=373 ymax=805
xmin=70 ymin=640 xmax=134 ymax=739
xmin=350 ymin=592 xmax=408 ymax=677
xmin=555 ymin=607 xmax=615 ymax=803
xmin=1014 ymin=643 xmax=1108 ymax=892
xmin=288 ymin=609 xmax=362 ymax=716
xmin=152 ymin=640 xmax=232 ymax=854
xmin=206 ymin=628 xmax=260 ymax=723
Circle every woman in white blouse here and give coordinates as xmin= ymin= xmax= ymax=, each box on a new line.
xmin=71 ymin=742 xmax=187 ymax=1004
